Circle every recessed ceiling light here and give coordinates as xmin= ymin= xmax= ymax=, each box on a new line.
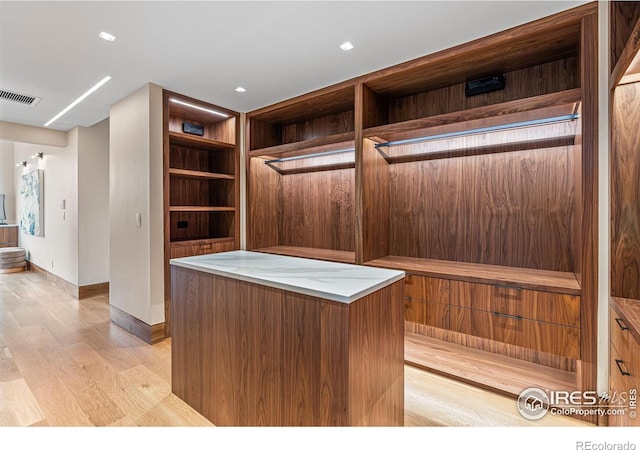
xmin=44 ymin=76 xmax=111 ymax=127
xmin=98 ymin=31 xmax=116 ymax=42
xmin=235 ymin=87 xmax=246 ymax=93
xmin=340 ymin=41 xmax=354 ymax=51
xmin=169 ymin=99 xmax=229 ymax=118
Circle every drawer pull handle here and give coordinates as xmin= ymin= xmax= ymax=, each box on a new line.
xmin=615 ymin=317 xmax=629 ymax=331
xmin=615 ymin=359 xmax=631 ymax=376
xmin=493 ymin=312 xmax=523 ymax=320
xmin=494 ymin=284 xmax=522 ymax=291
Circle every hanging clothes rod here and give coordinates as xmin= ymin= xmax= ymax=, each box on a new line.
xmin=264 ymin=148 xmax=355 ymax=164
xmin=374 ymin=114 xmax=580 ymax=148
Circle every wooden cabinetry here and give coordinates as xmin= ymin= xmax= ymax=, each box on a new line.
xmin=163 ymin=90 xmax=240 ymax=335
xmin=609 ymin=299 xmax=640 ymax=426
xmin=246 ymin=3 xmax=599 ymax=414
xmin=610 ymin=2 xmax=640 ymax=427
xmin=0 ymin=225 xmax=18 ymax=248
xmin=247 ymin=85 xmax=356 ymax=264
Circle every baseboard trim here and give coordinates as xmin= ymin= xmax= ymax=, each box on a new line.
xmin=30 ymin=261 xmax=79 ymax=298
xmin=29 ymin=262 xmax=109 ymax=300
xmin=79 ymin=282 xmax=109 ymax=299
xmin=110 ymin=305 xmax=166 ymax=344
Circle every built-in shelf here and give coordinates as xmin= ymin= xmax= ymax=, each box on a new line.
xmin=255 ymin=246 xmax=356 ymax=264
xmin=168 ymin=131 xmax=235 ymax=151
xmin=404 ymin=332 xmax=577 ymax=398
xmin=249 ymin=133 xmax=356 ymax=159
xmin=366 ymin=255 xmax=581 ymax=295
xmin=169 ymin=168 xmax=235 ymax=180
xmin=363 ymin=89 xmax=581 ymax=145
xmin=170 ymin=236 xmax=236 ymax=247
xmin=169 ymin=206 xmax=236 ymax=212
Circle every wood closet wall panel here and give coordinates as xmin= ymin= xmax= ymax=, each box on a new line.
xmin=280 ymin=111 xmax=354 ymax=145
xmin=361 ymin=138 xmax=390 ymax=261
xmin=612 ymin=82 xmax=640 ymax=299
xmin=610 ymin=2 xmax=640 ymax=73
xmin=169 ymin=144 xmax=235 ymax=175
xmin=278 ymin=168 xmax=355 ymax=252
xmin=388 ymin=146 xmax=576 ymax=271
xmin=248 ymin=158 xmax=281 ymax=249
xmin=387 ymin=58 xmax=578 ymax=125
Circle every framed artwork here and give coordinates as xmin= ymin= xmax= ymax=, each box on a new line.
xmin=20 ymin=169 xmax=44 ymax=236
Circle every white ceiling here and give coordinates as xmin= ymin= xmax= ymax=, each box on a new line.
xmin=0 ymin=1 xmax=588 ymax=131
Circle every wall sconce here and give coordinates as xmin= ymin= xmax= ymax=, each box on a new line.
xmin=31 ymin=152 xmax=44 ymax=159
xmin=16 ymin=161 xmax=27 ymax=167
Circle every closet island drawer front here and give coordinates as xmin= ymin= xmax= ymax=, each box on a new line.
xmin=450 ymin=280 xmax=580 ymax=328
xmin=450 ymin=307 xmax=580 ymax=359
xmin=170 ymin=240 xmax=236 ymax=259
xmin=404 ymin=275 xmax=450 ymax=329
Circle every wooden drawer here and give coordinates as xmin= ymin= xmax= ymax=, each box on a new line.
xmin=0 ymin=226 xmax=18 ymax=248
xmin=404 ymin=297 xmax=449 ymax=329
xmin=609 ymin=343 xmax=639 ymax=426
xmin=450 ymin=280 xmax=580 ymax=328
xmin=405 ymin=275 xmax=449 ymax=304
xmin=404 ymin=275 xmax=450 ymax=329
xmin=450 ymin=306 xmax=580 ymax=359
xmin=170 ymin=239 xmax=236 ymax=259
xmin=610 ymin=306 xmax=637 ymax=375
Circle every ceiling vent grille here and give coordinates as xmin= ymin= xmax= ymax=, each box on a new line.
xmin=0 ymin=89 xmax=41 ymax=106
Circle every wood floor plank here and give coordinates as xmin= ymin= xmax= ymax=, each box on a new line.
xmin=0 ymin=378 xmax=45 ymax=426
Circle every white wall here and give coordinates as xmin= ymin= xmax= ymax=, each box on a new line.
xmin=0 ymin=141 xmax=16 ymax=223
xmin=109 ymin=83 xmax=164 ymax=326
xmin=14 ymin=135 xmax=79 ymax=285
xmin=78 ymin=119 xmax=110 ymax=286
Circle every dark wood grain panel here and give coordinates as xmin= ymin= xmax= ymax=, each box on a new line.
xmin=404 ymin=298 xmax=450 ymax=330
xmin=450 ymin=280 xmax=580 ymax=328
xmin=348 ymin=280 xmax=404 ymax=426
xmin=367 ymin=256 xmax=581 ymax=295
xmin=169 ymin=211 xmax=234 ymax=242
xmin=0 ymin=226 xmax=18 ymax=248
xmin=362 ymin=83 xmax=389 ymax=129
xmin=612 ymin=83 xmax=640 ymax=299
xmin=169 ymin=177 xmax=235 ymax=207
xmin=610 ymin=2 xmax=640 ymax=74
xmin=608 ymin=344 xmax=640 ymax=426
xmin=611 ymin=297 xmax=640 ymax=351
xmin=450 ymin=307 xmax=580 ymax=359
xmin=255 ymin=246 xmax=355 ymax=264
xmin=170 ymin=266 xmax=404 ymax=426
xmin=611 ymin=4 xmax=640 ymax=87
xmin=384 ymin=57 xmax=577 ymax=125
xmin=361 ymin=138 xmax=389 ymax=262
xmin=364 ymin=90 xmax=581 ymax=144
xmin=405 ymin=275 xmax=449 ymax=304
xmin=247 ymin=158 xmax=280 ymax=250
xmin=577 ymin=12 xmax=599 ymax=405
xmin=169 ymin=238 xmax=236 ymax=259
xmin=278 ymin=168 xmax=355 ymax=252
xmin=387 ymin=146 xmax=576 ymax=272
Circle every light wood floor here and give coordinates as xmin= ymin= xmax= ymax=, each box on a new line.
xmin=0 ymin=270 xmax=588 ymax=427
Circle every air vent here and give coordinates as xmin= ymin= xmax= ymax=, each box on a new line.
xmin=0 ymin=89 xmax=41 ymax=106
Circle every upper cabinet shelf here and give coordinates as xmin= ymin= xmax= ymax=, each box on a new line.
xmin=168 ymin=131 xmax=235 ymax=151
xmin=610 ymin=2 xmax=640 ymax=87
xmin=248 ymin=85 xmax=355 ymax=154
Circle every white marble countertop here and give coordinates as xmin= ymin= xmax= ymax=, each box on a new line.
xmin=170 ymin=250 xmax=405 ymax=304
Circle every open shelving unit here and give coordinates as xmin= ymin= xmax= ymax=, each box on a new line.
xmin=245 ymin=3 xmax=599 ymax=422
xmin=247 ymin=85 xmax=357 ymax=264
xmin=163 ymin=90 xmax=240 ymax=335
